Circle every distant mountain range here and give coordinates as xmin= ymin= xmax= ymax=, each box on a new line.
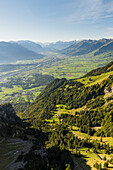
xmin=61 ymin=39 xmax=113 ymax=56
xmin=17 ymin=40 xmax=43 ymax=53
xmin=0 ymin=40 xmax=77 ymax=63
xmin=1 ymin=39 xmax=113 ymax=63
xmin=43 ymin=40 xmax=77 ymax=50
xmin=16 ymin=40 xmax=77 ymax=51
xmin=0 ymin=42 xmax=45 ymax=63
xmin=10 ymin=39 xmax=113 ymax=56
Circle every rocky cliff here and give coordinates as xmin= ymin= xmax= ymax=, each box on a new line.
xmin=0 ymin=103 xmax=23 ymax=137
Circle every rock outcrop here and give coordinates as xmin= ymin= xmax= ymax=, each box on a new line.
xmin=0 ymin=103 xmax=23 ymax=137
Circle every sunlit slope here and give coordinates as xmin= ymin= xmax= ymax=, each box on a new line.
xmin=17 ymin=60 xmax=113 ymax=169
xmin=21 ymin=61 xmax=113 ymax=121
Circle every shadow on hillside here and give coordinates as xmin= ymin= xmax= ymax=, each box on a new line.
xmin=14 ymin=125 xmax=91 ymax=170
xmin=5 ymin=118 xmax=91 ymax=170
xmin=46 ymin=147 xmax=91 ymax=170
xmin=107 ymin=167 xmax=113 ymax=169
xmin=22 ymin=145 xmax=91 ymax=170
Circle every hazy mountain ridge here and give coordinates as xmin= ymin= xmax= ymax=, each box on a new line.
xmin=1 ymin=38 xmax=113 ymax=64
xmin=94 ymin=41 xmax=113 ymax=55
xmin=61 ymin=39 xmax=113 ymax=56
xmin=17 ymin=40 xmax=44 ymax=53
xmin=0 ymin=41 xmax=45 ymax=63
xmin=9 ymin=40 xmax=77 ymax=54
xmin=44 ymin=40 xmax=77 ymax=50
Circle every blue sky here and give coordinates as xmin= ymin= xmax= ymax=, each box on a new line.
xmin=0 ymin=0 xmax=113 ymax=42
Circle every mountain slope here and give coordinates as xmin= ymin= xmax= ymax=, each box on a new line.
xmin=23 ymin=77 xmax=103 ymax=119
xmin=37 ymin=78 xmax=67 ymax=99
xmin=61 ymin=39 xmax=113 ymax=56
xmin=0 ymin=42 xmax=45 ymax=63
xmin=17 ymin=40 xmax=44 ymax=53
xmin=22 ymin=61 xmax=113 ymax=136
xmin=44 ymin=40 xmax=77 ymax=50
xmin=94 ymin=41 xmax=113 ymax=55
xmin=17 ymin=61 xmax=113 ymax=169
xmin=0 ymin=103 xmax=23 ymax=137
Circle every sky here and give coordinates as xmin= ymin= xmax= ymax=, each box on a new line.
xmin=0 ymin=0 xmax=113 ymax=42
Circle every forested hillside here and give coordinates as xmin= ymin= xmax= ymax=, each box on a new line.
xmin=17 ymin=61 xmax=113 ymax=169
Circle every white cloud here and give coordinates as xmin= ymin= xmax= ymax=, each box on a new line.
xmin=103 ymin=14 xmax=113 ymax=18
xmin=105 ymin=27 xmax=113 ymax=35
xmin=65 ymin=0 xmax=113 ymax=24
xmin=107 ymin=27 xmax=113 ymax=31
